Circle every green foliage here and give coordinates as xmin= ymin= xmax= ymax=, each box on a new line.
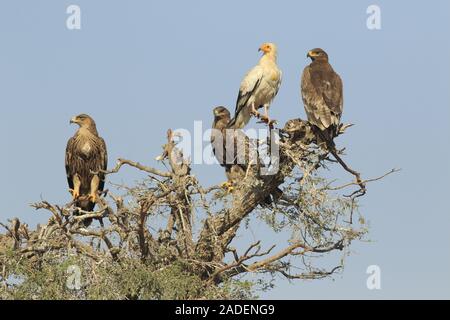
xmin=0 ymin=252 xmax=255 ymax=300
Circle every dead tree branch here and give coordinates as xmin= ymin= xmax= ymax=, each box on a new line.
xmin=0 ymin=117 xmax=395 ymax=299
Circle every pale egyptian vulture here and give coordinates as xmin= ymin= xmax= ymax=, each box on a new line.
xmin=211 ymin=106 xmax=281 ymax=204
xmin=301 ymin=48 xmax=343 ymax=146
xmin=228 ymin=43 xmax=282 ymax=129
xmin=65 ymin=114 xmax=107 ymax=225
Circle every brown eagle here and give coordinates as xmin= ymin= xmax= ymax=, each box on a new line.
xmin=65 ymin=114 xmax=108 ymax=225
xmin=211 ymin=106 xmax=245 ymax=190
xmin=211 ymin=106 xmax=281 ymax=204
xmin=301 ymin=48 xmax=343 ymax=147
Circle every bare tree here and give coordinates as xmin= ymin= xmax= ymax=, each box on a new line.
xmin=0 ymin=118 xmax=396 ymax=299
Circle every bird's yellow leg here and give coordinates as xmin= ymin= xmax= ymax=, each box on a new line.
xmin=70 ymin=175 xmax=81 ymax=199
xmin=259 ymin=105 xmax=276 ymax=127
xmin=262 ymin=105 xmax=270 ymax=121
xmin=250 ymin=104 xmax=261 ymax=118
xmin=89 ymin=175 xmax=100 ymax=203
xmin=260 ymin=106 xmax=277 ymax=129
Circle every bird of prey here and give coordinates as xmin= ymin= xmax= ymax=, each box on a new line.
xmin=211 ymin=106 xmax=245 ymax=190
xmin=228 ymin=43 xmax=282 ymax=129
xmin=211 ymin=106 xmax=281 ymax=204
xmin=65 ymin=114 xmax=107 ymax=225
xmin=301 ymin=48 xmax=343 ymax=147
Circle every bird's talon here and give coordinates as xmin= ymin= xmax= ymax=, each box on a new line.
xmin=257 ymin=116 xmax=277 ymax=128
xmin=69 ymin=189 xmax=80 ymax=200
xmin=251 ymin=110 xmax=261 ymax=118
xmin=268 ymin=119 xmax=277 ymax=129
xmin=89 ymin=194 xmax=98 ymax=203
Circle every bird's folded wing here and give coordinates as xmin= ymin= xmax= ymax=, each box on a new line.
xmin=321 ymin=72 xmax=343 ymax=117
xmin=65 ymin=137 xmax=75 ymax=189
xmin=272 ymin=69 xmax=282 ymax=98
xmin=301 ymin=66 xmax=336 ymax=129
xmin=235 ymin=66 xmax=264 ymax=116
xmin=97 ymin=137 xmax=108 ymax=191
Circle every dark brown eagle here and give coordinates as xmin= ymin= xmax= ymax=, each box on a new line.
xmin=65 ymin=114 xmax=108 ymax=225
xmin=211 ymin=106 xmax=281 ymax=204
xmin=211 ymin=106 xmax=245 ymax=189
xmin=301 ymin=48 xmax=343 ymax=147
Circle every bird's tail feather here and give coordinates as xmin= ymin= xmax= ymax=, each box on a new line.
xmin=313 ymin=125 xmax=337 ymax=150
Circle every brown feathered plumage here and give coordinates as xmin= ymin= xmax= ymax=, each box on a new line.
xmin=211 ymin=106 xmax=244 ymax=184
xmin=65 ymin=114 xmax=107 ymax=225
xmin=301 ymin=48 xmax=343 ymax=145
xmin=211 ymin=106 xmax=281 ymax=205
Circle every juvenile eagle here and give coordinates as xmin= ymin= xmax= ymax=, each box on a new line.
xmin=301 ymin=48 xmax=343 ymax=146
xmin=211 ymin=106 xmax=281 ymax=204
xmin=211 ymin=106 xmax=246 ymax=189
xmin=65 ymin=114 xmax=108 ymax=225
xmin=228 ymin=43 xmax=282 ymax=129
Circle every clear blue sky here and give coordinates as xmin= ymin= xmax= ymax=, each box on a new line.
xmin=0 ymin=0 xmax=449 ymax=299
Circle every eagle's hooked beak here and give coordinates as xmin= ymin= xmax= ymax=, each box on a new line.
xmin=214 ymin=108 xmax=224 ymax=117
xmin=307 ymin=51 xmax=313 ymax=59
xmin=70 ymin=117 xmax=78 ymax=125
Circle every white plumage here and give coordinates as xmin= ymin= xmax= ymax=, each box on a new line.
xmin=228 ymin=43 xmax=282 ymax=129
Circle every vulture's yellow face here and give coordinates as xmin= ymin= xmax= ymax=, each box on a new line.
xmin=259 ymin=43 xmax=277 ymax=55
